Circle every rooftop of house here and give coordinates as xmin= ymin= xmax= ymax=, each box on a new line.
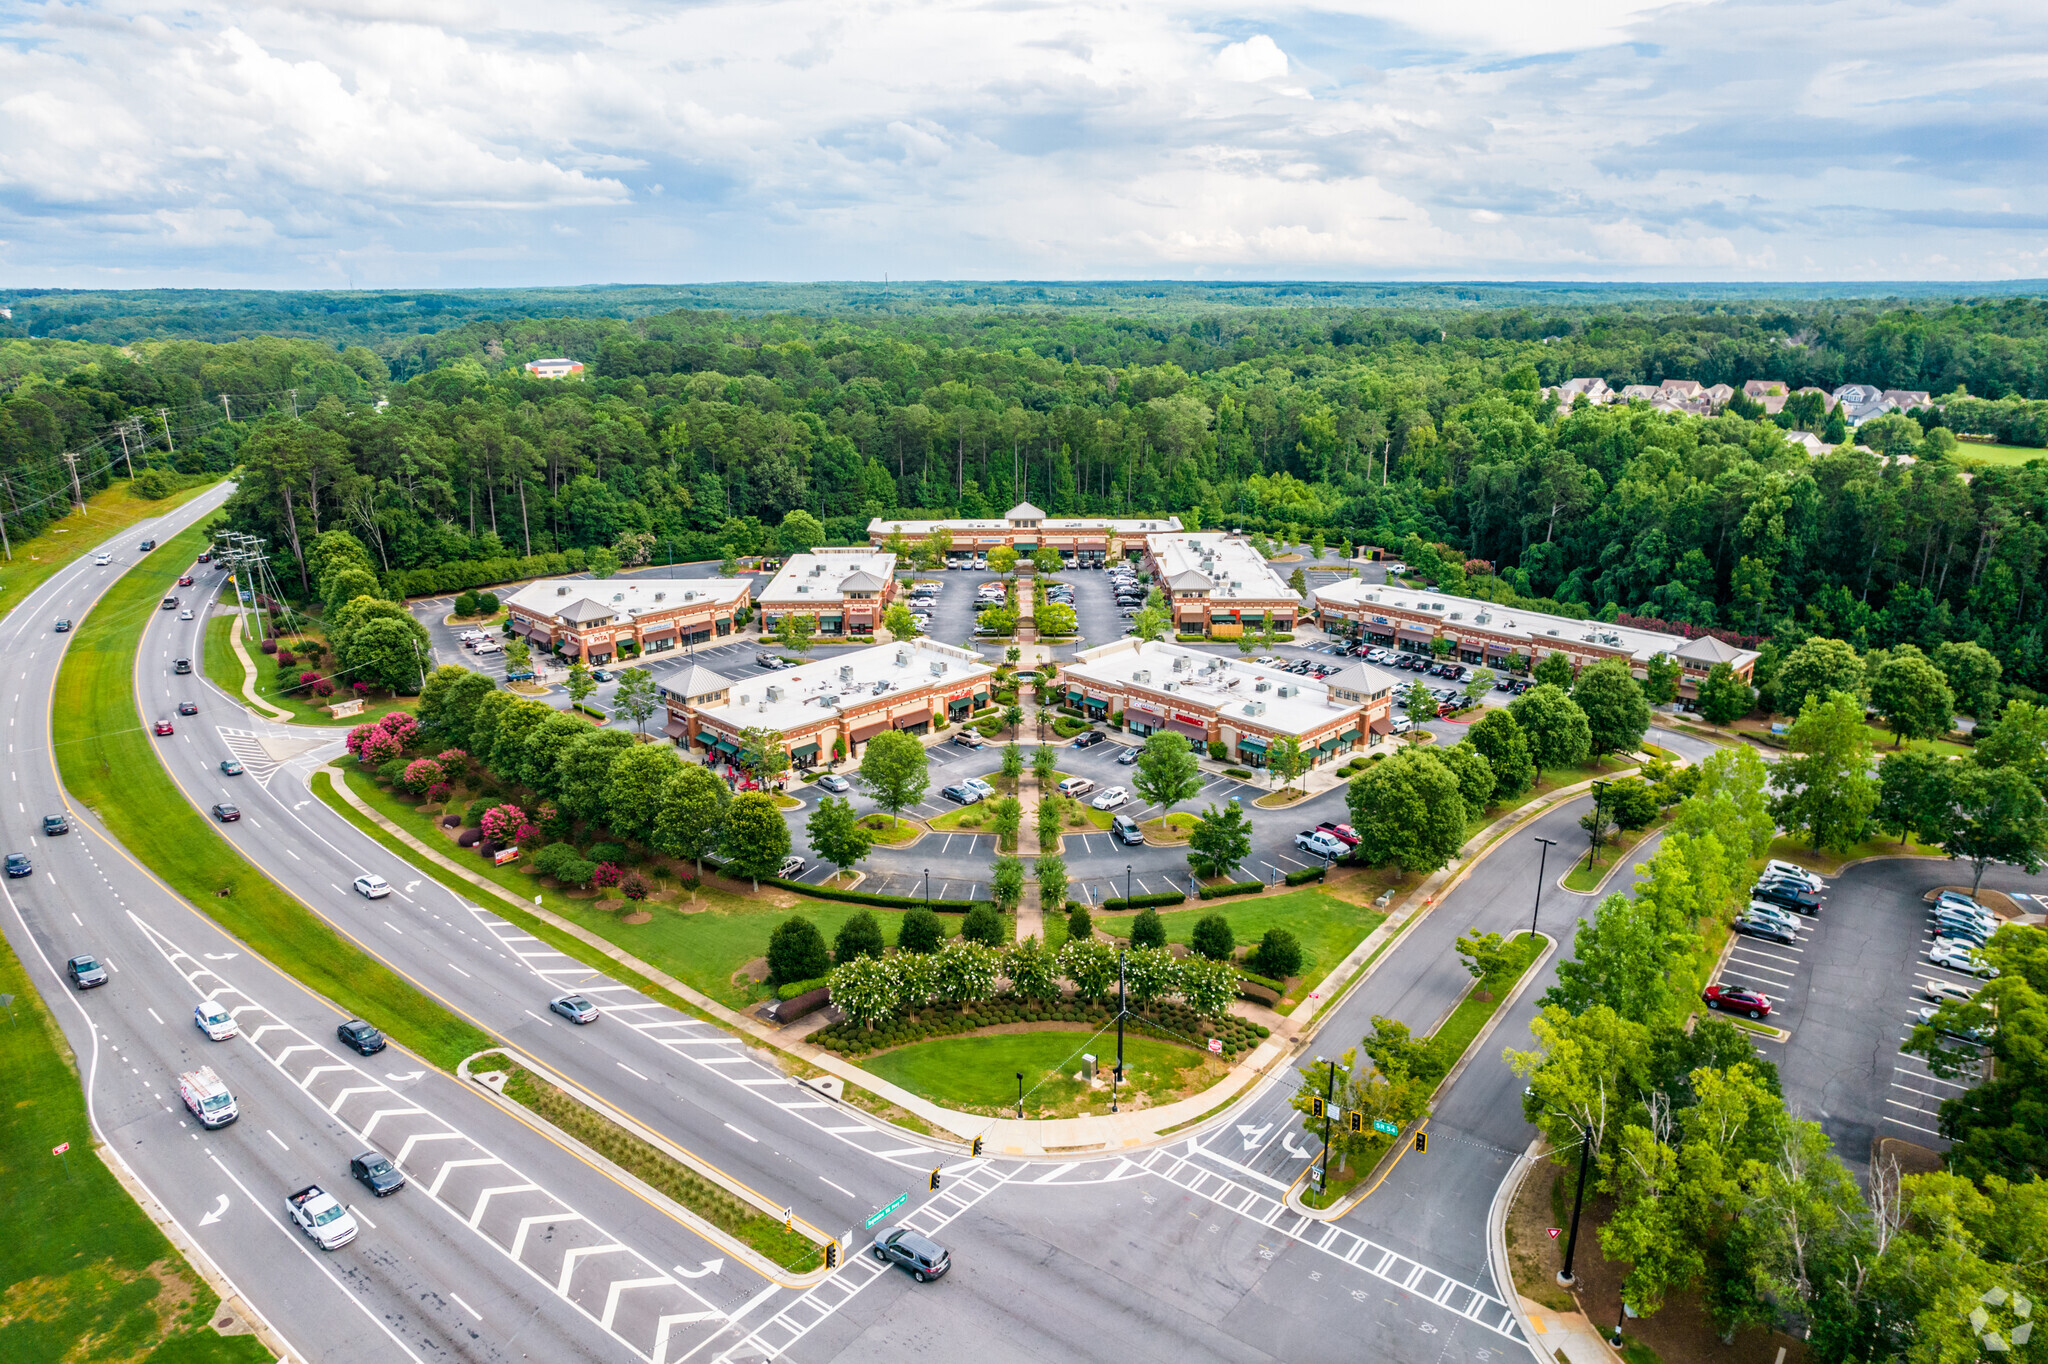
xmin=664 ymin=638 xmax=993 ymax=732
xmin=1313 ymin=578 xmax=1759 ymax=669
xmin=866 ymin=512 xmax=1183 ymax=536
xmin=1150 ymin=533 xmax=1300 ymax=602
xmin=1062 ymin=638 xmax=1377 ymax=736
xmin=757 ymin=550 xmax=899 ymax=605
xmin=507 ymin=576 xmax=749 ymax=626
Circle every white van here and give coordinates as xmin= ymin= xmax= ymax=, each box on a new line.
xmin=1056 ymin=776 xmax=1095 ymax=798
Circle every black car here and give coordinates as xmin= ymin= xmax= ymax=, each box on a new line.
xmin=177 ymin=701 xmax=199 ymax=716
xmin=1733 ymin=915 xmax=1798 ymax=946
xmin=872 ymin=1226 xmax=951 ymax=1282
xmin=349 ymin=1151 xmax=407 ymax=1197
xmin=1751 ymin=881 xmax=1821 ymax=914
xmin=336 ymin=1020 xmax=386 ymax=1055
xmin=1070 ymin=731 xmax=1106 ymax=748
xmin=5 ymin=853 xmax=30 ymax=877
xmin=211 ymin=804 xmax=241 ymax=822
xmin=42 ymin=814 xmax=68 ymax=836
xmin=68 ymin=954 xmax=108 ymax=988
xmin=173 ymin=658 xmax=192 ymax=675
xmin=53 ymin=619 xmax=71 ymax=632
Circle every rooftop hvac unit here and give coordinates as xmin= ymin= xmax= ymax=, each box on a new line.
xmin=1165 ymin=682 xmax=1179 ymax=692
xmin=655 ymin=591 xmax=667 ymax=602
xmin=613 ymin=593 xmax=625 ymax=602
xmin=1255 ymin=680 xmax=1271 ymax=693
xmin=872 ymin=679 xmax=889 ymax=695
xmin=765 ymin=685 xmax=783 ymax=702
xmin=1172 ymin=656 xmax=1188 ymax=672
xmin=822 ymin=694 xmax=840 ymax=706
xmin=1245 ymin=701 xmax=1266 ymax=716
xmin=796 ymin=584 xmax=810 ymax=593
xmin=1135 ymin=669 xmax=1151 ymax=683
xmin=930 ymin=661 xmax=947 ymax=676
xmin=556 ymin=586 xmax=570 ymax=596
xmin=738 ymin=694 xmax=750 ymax=706
xmin=1277 ymin=685 xmax=1295 ymax=698
xmin=839 ymin=665 xmax=854 ymax=683
xmin=895 ymin=647 xmax=909 ymax=666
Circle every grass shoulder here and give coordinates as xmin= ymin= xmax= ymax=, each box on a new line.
xmin=0 ymin=475 xmax=223 ymax=617
xmin=203 ymin=613 xmax=416 ymax=726
xmin=1562 ymin=818 xmax=1666 ymax=893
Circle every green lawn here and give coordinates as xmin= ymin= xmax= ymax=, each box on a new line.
xmin=1859 ymin=722 xmax=1973 ymax=759
xmin=860 ymin=1030 xmax=1222 ymax=1119
xmin=1953 ymin=441 xmax=2048 ymax=468
xmin=202 ymin=614 xmax=415 ymax=725
xmin=337 ymin=768 xmax=963 ymax=1010
xmin=0 ymin=931 xmax=272 ymax=1364
xmin=53 ymin=521 xmax=494 ymax=1071
xmin=0 ymin=475 xmax=222 ymax=621
xmin=1562 ymin=820 xmax=1664 ymax=892
xmin=1092 ymin=889 xmax=1386 ymax=1009
xmin=1765 ymin=832 xmax=1944 ymax=876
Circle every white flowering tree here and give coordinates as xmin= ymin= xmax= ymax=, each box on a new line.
xmin=895 ymin=951 xmax=939 ymax=1013
xmin=1122 ymin=946 xmax=1179 ymax=1008
xmin=1175 ymin=956 xmax=1239 ymax=1018
xmin=1003 ymin=936 xmax=1062 ymax=1003
xmin=1058 ymin=937 xmax=1119 ymax=1001
xmin=934 ymin=938 xmax=1000 ymax=1004
xmin=827 ymin=955 xmax=899 ymax=1030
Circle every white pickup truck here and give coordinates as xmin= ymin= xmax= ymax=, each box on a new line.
xmin=285 ymin=1184 xmax=359 ymax=1250
xmin=177 ymin=1067 xmax=239 ymax=1128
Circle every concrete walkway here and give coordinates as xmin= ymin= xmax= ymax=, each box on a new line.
xmin=225 ymin=614 xmax=295 ymax=721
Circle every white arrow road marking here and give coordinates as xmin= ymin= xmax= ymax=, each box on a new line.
xmin=405 ymin=880 xmax=420 ymax=893
xmin=1282 ymin=1131 xmax=1313 ymax=1159
xmin=386 ymin=1070 xmax=424 ymax=1082
xmin=199 ymin=1194 xmax=229 ymax=1226
xmin=294 ymin=800 xmax=310 ymax=809
xmin=672 ymin=1259 xmax=724 ymax=1278
xmin=203 ymin=952 xmax=238 ymax=961
xmin=1238 ymin=1122 xmax=1273 ymax=1151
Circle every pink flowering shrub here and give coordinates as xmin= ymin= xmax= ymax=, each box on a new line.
xmin=591 ymin=862 xmax=623 ymax=890
xmin=353 ymin=681 xmax=372 ymax=698
xmin=400 ymin=758 xmax=444 ymax=795
xmin=298 ymin=670 xmax=321 ymax=688
xmin=426 ymin=781 xmax=454 ymax=802
xmin=346 ymin=723 xmax=404 ymax=767
xmin=619 ymin=871 xmax=650 ymax=901
xmin=313 ymin=680 xmax=335 ymax=697
xmin=479 ymin=803 xmax=527 ymax=845
xmin=436 ymin=748 xmax=468 ymax=767
xmin=375 ymin=712 xmax=420 ymax=748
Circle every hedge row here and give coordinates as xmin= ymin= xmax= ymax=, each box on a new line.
xmin=1198 ymin=880 xmax=1266 ymax=901
xmin=1100 ymin=893 xmax=1188 ymax=912
xmin=757 ymin=875 xmax=989 ymax=913
xmin=386 ymin=547 xmax=592 ymax=597
xmin=1237 ymin=968 xmax=1287 ymax=993
xmin=1283 ymin=866 xmax=1327 ymax=887
xmin=776 ymin=975 xmax=832 ymax=1001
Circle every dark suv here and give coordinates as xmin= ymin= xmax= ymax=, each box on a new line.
xmin=350 ymin=1151 xmax=407 ymax=1196
xmin=872 ymin=1227 xmax=951 ymax=1281
xmin=1751 ymin=880 xmax=1821 ymax=915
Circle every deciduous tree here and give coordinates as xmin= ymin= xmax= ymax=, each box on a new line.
xmin=1573 ymin=657 xmax=1651 ymax=759
xmin=1768 ymin=690 xmax=1878 ymax=853
xmin=1132 ymin=731 xmax=1202 ymax=819
xmin=1508 ymin=682 xmax=1593 ymax=772
xmin=1187 ymin=801 xmax=1252 ymax=879
xmin=856 ymin=729 xmax=929 ymax=825
xmin=719 ymin=791 xmax=790 ymax=889
xmin=1867 ymin=644 xmax=1955 ymax=747
xmin=1347 ymin=747 xmax=1467 ymax=873
xmin=806 ymin=796 xmax=871 ymax=879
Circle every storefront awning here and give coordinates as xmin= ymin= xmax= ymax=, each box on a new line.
xmin=1167 ymin=718 xmax=1208 ymax=740
xmin=560 ymin=640 xmax=583 ymax=657
xmin=1236 ymin=734 xmax=1268 ymax=751
xmin=1129 ymin=706 xmax=1166 ymax=724
xmin=1316 ymin=737 xmax=1339 ymax=752
xmin=1079 ymin=538 xmax=1107 ymax=549
xmin=1340 ymin=728 xmax=1362 ymax=742
xmin=848 ymin=717 xmax=888 ymax=744
xmin=664 ymin=715 xmax=689 ymax=740
xmin=714 ymin=737 xmax=739 ymax=755
xmin=1396 ymin=626 xmax=1433 ymax=640
xmin=1067 ymin=689 xmax=1085 ymax=704
xmin=790 ymin=740 xmax=820 ymax=759
xmin=948 ymin=696 xmax=972 ymax=712
xmin=971 ymin=692 xmax=988 ymax=707
xmin=894 ymin=712 xmax=926 ymax=729
xmin=1369 ymin=716 xmax=1396 ymax=735
xmin=640 ymin=627 xmax=676 ymax=642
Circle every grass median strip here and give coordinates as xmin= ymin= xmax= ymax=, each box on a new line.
xmin=0 ymin=928 xmax=273 ymax=1364
xmin=494 ymin=1059 xmax=824 ymax=1272
xmin=0 ymin=474 xmax=222 ymax=612
xmin=53 ymin=520 xmax=493 ymax=1072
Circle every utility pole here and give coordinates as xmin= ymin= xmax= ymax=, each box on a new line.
xmin=1110 ymin=948 xmax=1127 ymax=1113
xmin=116 ymin=421 xmax=135 ymax=479
xmin=61 ymin=452 xmax=84 ymax=516
xmin=220 ymin=394 xmax=233 ymax=422
xmin=289 ymin=388 xmax=298 ymax=419
xmin=157 ymin=408 xmax=174 ymax=454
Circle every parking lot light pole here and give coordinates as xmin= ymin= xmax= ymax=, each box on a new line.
xmin=1531 ymin=836 xmax=1557 ymax=939
xmin=1126 ymin=864 xmax=1132 ymax=904
xmin=1111 ymin=948 xmax=1127 ymax=1113
xmin=1582 ymin=780 xmax=1610 ymax=873
xmin=1016 ymin=1071 xmax=1025 ymax=1120
xmin=923 ymin=869 xmax=930 ymax=915
xmin=1557 ymin=1126 xmax=1593 ymax=1287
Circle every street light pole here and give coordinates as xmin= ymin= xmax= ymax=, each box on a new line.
xmin=923 ymin=869 xmax=930 ymax=916
xmin=1531 ymin=836 xmax=1557 ymax=940
xmin=1126 ymin=863 xmax=1132 ymax=905
xmin=1111 ymin=948 xmax=1126 ymax=1113
xmin=1319 ymin=1057 xmax=1338 ymax=1194
xmin=1558 ymin=1129 xmax=1593 ymax=1288
xmin=1583 ymin=780 xmax=1610 ymax=873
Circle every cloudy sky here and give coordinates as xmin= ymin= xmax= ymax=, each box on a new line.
xmin=2 ymin=0 xmax=2044 ymax=287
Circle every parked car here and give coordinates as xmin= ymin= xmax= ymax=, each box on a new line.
xmin=42 ymin=814 xmax=68 ymax=836
xmin=336 ymin=1019 xmax=386 ymax=1055
xmin=589 ymin=668 xmax=614 ymax=683
xmin=1294 ymin=829 xmax=1347 ymax=859
xmin=350 ymin=1151 xmax=407 ymax=1197
xmin=178 ymin=700 xmax=198 ymax=715
xmin=952 ymin=733 xmax=985 ymax=749
xmin=815 ymin=774 xmax=850 ymax=794
xmin=1931 ymin=915 xmax=1992 ymax=948
xmin=755 ymin=652 xmax=782 ymax=668
xmin=5 ymin=853 xmax=30 ymax=878
xmin=1924 ymin=978 xmax=1978 ymax=1006
xmin=1056 ymin=776 xmax=1096 ymax=798
xmin=778 ymin=855 xmax=807 ymax=879
xmin=550 ymin=994 xmax=600 ymax=1024
xmin=1916 ymin=1004 xmax=1993 ymax=1046
xmin=962 ymin=778 xmax=995 ymax=799
xmin=1090 ymin=786 xmax=1130 ymax=810
xmin=1936 ymin=891 xmax=1991 ymax=916
xmin=1702 ymin=984 xmax=1772 ymax=1019
xmin=1071 ymin=731 xmax=1106 ymax=749
xmin=210 ymin=803 xmax=241 ymax=822
xmin=1751 ymin=881 xmax=1821 ymax=914
xmin=1111 ymin=814 xmax=1144 ymax=846
xmin=871 ymin=1226 xmax=951 ymax=1282
xmin=1930 ymin=938 xmax=1999 ymax=978
xmin=1761 ymin=860 xmax=1825 ymax=892
xmin=153 ymin=718 xmax=174 ymax=736
xmin=1743 ymin=901 xmax=1801 ymax=933
xmin=353 ymin=874 xmax=391 ymax=899
xmin=1733 ymin=914 xmax=1798 ymax=946
xmin=68 ymin=954 xmax=108 ymax=988
xmin=220 ymin=759 xmax=244 ymax=776
xmin=1117 ymin=746 xmax=1139 ymax=765
xmin=194 ymin=1000 xmax=238 ymax=1040
xmin=940 ymin=783 xmax=981 ymax=805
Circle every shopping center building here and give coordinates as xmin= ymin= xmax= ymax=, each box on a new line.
xmin=754 ymin=548 xmax=899 ymax=637
xmin=866 ymin=502 xmax=1184 ymax=566
xmin=505 ymin=577 xmax=751 ymax=664
xmin=1143 ymin=532 xmax=1303 ymax=637
xmin=1053 ymin=639 xmax=1400 ymax=768
xmin=658 ymin=639 xmax=995 ymax=771
xmin=1310 ymin=579 xmax=1759 ymax=696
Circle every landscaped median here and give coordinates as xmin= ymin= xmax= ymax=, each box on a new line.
xmin=53 ymin=521 xmax=494 ymax=1071
xmin=1092 ymin=888 xmax=1386 ymax=1016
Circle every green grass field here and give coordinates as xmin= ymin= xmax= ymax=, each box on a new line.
xmin=1953 ymin=441 xmax=2048 ymax=468
xmin=0 ymin=475 xmax=222 ymax=622
xmin=337 ymin=768 xmax=965 ymax=1009
xmin=0 ymin=884 xmax=272 ymax=1362
xmin=202 ymin=614 xmax=415 ymax=725
xmin=1859 ymin=722 xmax=1973 ymax=759
xmin=1092 ymin=889 xmax=1386 ymax=1009
xmin=53 ymin=521 xmax=493 ymax=1071
xmin=860 ymin=1030 xmax=1221 ymax=1119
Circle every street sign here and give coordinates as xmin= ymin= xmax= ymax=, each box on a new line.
xmin=865 ymin=1193 xmax=907 ymax=1230
xmin=1547 ymin=1228 xmax=1561 ymax=1240
xmin=52 ymin=1142 xmax=69 ymax=1156
xmin=1373 ymin=1119 xmax=1398 ymax=1136
xmin=1207 ymin=1037 xmax=1222 ymax=1054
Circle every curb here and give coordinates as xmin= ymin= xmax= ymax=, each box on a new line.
xmin=224 ymin=613 xmax=295 ymax=722
xmin=1490 ymin=1139 xmax=1555 ymax=1364
xmin=1556 ymin=827 xmax=1669 ymax=899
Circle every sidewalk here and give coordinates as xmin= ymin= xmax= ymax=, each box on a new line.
xmin=224 ymin=614 xmax=294 ymax=721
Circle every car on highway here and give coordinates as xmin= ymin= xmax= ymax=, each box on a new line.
xmin=285 ymin=1184 xmax=359 ymax=1250
xmin=178 ymin=701 xmax=198 ymax=716
xmin=5 ymin=853 xmax=29 ymax=878
xmin=778 ymin=855 xmax=807 ymax=879
xmin=814 ymin=774 xmax=850 ymax=794
xmin=1916 ymin=1004 xmax=1994 ymax=1046
xmin=194 ymin=1000 xmax=238 ymax=1040
xmin=1315 ymin=821 xmax=1359 ymax=847
xmin=210 ymin=803 xmax=241 ymax=822
xmin=1294 ymin=829 xmax=1347 ymax=859
xmin=1924 ymin=978 xmax=1979 ymax=1006
xmin=1733 ymin=913 xmax=1798 ymax=946
xmin=67 ymin=954 xmax=107 ymax=988
xmin=1702 ymin=983 xmax=1772 ymax=1018
xmin=951 ymin=732 xmax=985 ymax=749
xmin=178 ymin=1066 xmax=239 ymax=1128
xmin=1762 ymin=860 xmax=1825 ymax=892
xmin=1070 ymin=731 xmax=1106 ymax=749
xmin=178 ymin=574 xmax=195 ymax=587
xmin=1090 ymin=786 xmax=1130 ymax=810
xmin=160 ymin=596 xmax=179 ymax=611
xmin=174 ymin=658 xmax=191 ymax=674
xmin=1117 ymin=746 xmax=1138 ymax=765
xmin=220 ymin=759 xmax=244 ymax=776
xmin=336 ymin=1019 xmax=386 ymax=1055
xmin=53 ymin=619 xmax=70 ymax=632
xmin=1111 ymin=814 xmax=1144 ymax=846
xmin=350 ymin=1152 xmax=407 ymax=1197
xmin=42 ymin=814 xmax=68 ymax=836
xmin=152 ymin=718 xmax=174 ymax=736
xmin=94 ymin=554 xmax=111 ymax=566
xmin=197 ymin=551 xmax=212 ymax=563
xmin=872 ymin=1226 xmax=951 ymax=1282
xmin=550 ymin=993 xmax=601 ymax=1024
xmin=179 ymin=609 xmax=194 ymax=621
xmin=353 ymin=874 xmax=391 ymax=899
xmin=1751 ymin=880 xmax=1820 ymax=914
xmin=1930 ymin=938 xmax=1999 ymax=978
xmin=940 ymin=783 xmax=982 ymax=805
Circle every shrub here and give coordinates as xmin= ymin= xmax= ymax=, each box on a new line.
xmin=347 ymin=721 xmax=405 ymax=767
xmin=400 ymin=758 xmax=444 ymax=795
xmin=1067 ymin=902 xmax=1093 ymax=941
xmin=478 ymin=592 xmax=500 ymax=615
xmin=454 ymin=590 xmax=480 ymax=617
xmin=1207 ymin=740 xmax=1228 ymax=762
xmin=834 ymin=910 xmax=886 ymax=964
xmin=554 ymin=857 xmax=597 ymax=886
xmin=1130 ymin=907 xmax=1166 ymax=949
xmin=1197 ymin=880 xmax=1264 ymax=901
xmin=587 ymin=842 xmax=629 ymax=865
xmin=377 ymin=757 xmax=408 ymax=783
xmin=1283 ymin=866 xmax=1326 ymax=886
xmin=462 ymin=798 xmax=493 ymax=825
xmin=590 ymin=862 xmax=623 ymax=890
xmin=313 ymin=680 xmax=335 ymax=697
xmin=456 ymin=828 xmax=482 ymax=848
xmin=479 ymin=803 xmax=528 ymax=845
xmin=960 ymin=902 xmax=1006 ymax=947
xmin=533 ymin=842 xmax=583 ymax=880
xmin=619 ymin=871 xmax=650 ymax=901
xmin=426 ymin=780 xmax=453 ymax=802
xmin=1249 ymin=927 xmax=1303 ymax=979
xmin=276 ymin=650 xmax=297 ymax=668
xmin=1100 ymin=893 xmax=1186 ymax=912
xmin=1191 ymin=913 xmax=1235 ymax=961
xmin=1223 ymin=767 xmax=1255 ymax=779
xmin=767 ymin=916 xmax=831 ymax=985
xmin=259 ymin=638 xmax=277 ymax=655
xmin=897 ymin=906 xmax=944 ymax=954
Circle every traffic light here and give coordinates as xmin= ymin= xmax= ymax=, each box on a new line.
xmin=971 ymin=1136 xmax=983 ymax=1157
xmin=1310 ymin=1097 xmax=1325 ymax=1119
xmin=1349 ymin=1111 xmax=1364 ymax=1134
xmin=825 ymin=1243 xmax=839 ymax=1269
xmin=928 ymin=1166 xmax=943 ymax=1191
xmin=1414 ymin=1131 xmax=1429 ymax=1154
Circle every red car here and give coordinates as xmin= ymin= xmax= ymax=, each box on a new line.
xmin=1702 ymin=984 xmax=1771 ymax=1019
xmin=178 ymin=574 xmax=195 ymax=587
xmin=1315 ymin=821 xmax=1360 ymax=847
xmin=153 ymin=718 xmax=174 ymax=736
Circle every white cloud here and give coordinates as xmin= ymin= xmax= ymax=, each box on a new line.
xmin=1215 ymin=35 xmax=1290 ymax=83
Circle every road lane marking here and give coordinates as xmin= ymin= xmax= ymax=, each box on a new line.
xmin=449 ymin=1292 xmax=480 ymax=1320
xmin=722 ymin=1123 xmax=757 ymax=1142
xmin=619 ymin=1062 xmax=649 ymax=1081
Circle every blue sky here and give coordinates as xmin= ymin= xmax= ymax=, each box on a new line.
xmin=1 ymin=0 xmax=2043 ymax=288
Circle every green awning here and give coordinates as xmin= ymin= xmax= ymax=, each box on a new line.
xmin=695 ymin=730 xmax=719 ymax=745
xmin=1340 ymin=729 xmax=1362 ymax=742
xmin=790 ymin=741 xmax=820 ymax=759
xmin=972 ymin=692 xmax=988 ymax=706
xmin=1237 ymin=734 xmax=1268 ymax=751
xmin=1067 ymin=689 xmax=1084 ymax=703
xmin=714 ymin=738 xmax=739 ymax=755
xmin=1241 ymin=612 xmax=1265 ymax=622
xmin=1316 ymin=737 xmax=1339 ymax=752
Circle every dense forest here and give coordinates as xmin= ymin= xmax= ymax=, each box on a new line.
xmin=3 ymin=294 xmax=2047 ymax=700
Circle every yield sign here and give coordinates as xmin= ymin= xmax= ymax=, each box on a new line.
xmin=1547 ymin=1228 xmax=1562 ymax=1240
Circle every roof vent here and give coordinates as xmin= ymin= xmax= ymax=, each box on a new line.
xmin=765 ymin=685 xmax=783 ymax=702
xmin=839 ymin=665 xmax=854 ymax=683
xmin=738 ymin=693 xmax=750 ymax=706
xmin=895 ymin=648 xmax=909 ymax=666
xmin=557 ymin=586 xmax=570 ymax=596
